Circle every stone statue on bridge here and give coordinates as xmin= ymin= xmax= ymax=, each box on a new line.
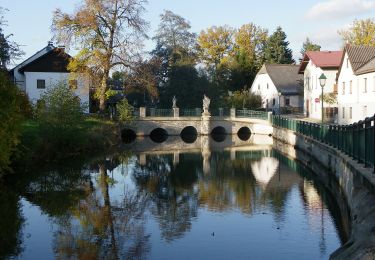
xmin=172 ymin=96 xmax=177 ymax=108
xmin=202 ymin=95 xmax=211 ymax=116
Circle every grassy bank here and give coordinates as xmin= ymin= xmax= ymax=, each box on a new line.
xmin=15 ymin=116 xmax=120 ymax=167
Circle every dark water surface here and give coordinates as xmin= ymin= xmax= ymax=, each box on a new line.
xmin=1 ymin=135 xmax=350 ymax=259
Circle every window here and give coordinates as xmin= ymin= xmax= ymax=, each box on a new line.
xmin=69 ymin=79 xmax=78 ymax=90
xmin=373 ymin=76 xmax=375 ymax=91
xmin=364 ymin=78 xmax=367 ymax=93
xmin=349 ymin=107 xmax=352 ymax=119
xmin=272 ymin=98 xmax=275 ymax=106
xmin=37 ymin=79 xmax=45 ymax=89
xmin=342 ymin=82 xmax=345 ymax=95
xmin=285 ymin=98 xmax=290 ymax=106
xmin=333 ymin=83 xmax=338 ymax=93
xmin=346 ymin=58 xmax=349 ymax=68
xmin=258 ymin=84 xmax=260 ymax=90
xmin=266 ymin=99 xmax=268 ymax=109
xmin=363 ymin=106 xmax=367 ymax=118
xmin=349 ymin=81 xmax=352 ymax=94
xmin=305 ymin=77 xmax=310 ymax=90
xmin=342 ymin=107 xmax=345 ymax=119
xmin=267 ymin=83 xmax=269 ymax=89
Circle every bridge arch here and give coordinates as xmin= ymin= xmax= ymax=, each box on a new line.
xmin=211 ymin=126 xmax=227 ymax=142
xmin=237 ymin=126 xmax=251 ymax=141
xmin=121 ymin=128 xmax=137 ymax=144
xmin=180 ymin=126 xmax=198 ymax=143
xmin=150 ymin=128 xmax=168 ymax=143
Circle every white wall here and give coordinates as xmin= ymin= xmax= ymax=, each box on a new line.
xmin=12 ymin=47 xmax=50 ymax=91
xmin=24 ymin=72 xmax=89 ymax=109
xmin=250 ymin=73 xmax=280 ymax=110
xmin=303 ymin=60 xmax=338 ymax=120
xmin=337 ymin=52 xmax=375 ymax=124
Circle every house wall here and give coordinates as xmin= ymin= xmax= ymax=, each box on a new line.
xmin=24 ymin=72 xmax=90 ymax=109
xmin=250 ymin=73 xmax=280 ymax=111
xmin=337 ymin=52 xmax=375 ymax=124
xmin=12 ymin=47 xmax=50 ymax=91
xmin=303 ymin=60 xmax=338 ymax=120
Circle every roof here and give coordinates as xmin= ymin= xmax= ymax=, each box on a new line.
xmin=18 ymin=48 xmax=71 ymax=73
xmin=258 ymin=64 xmax=303 ymax=95
xmin=345 ymin=45 xmax=375 ymax=75
xmin=299 ymin=51 xmax=343 ymax=74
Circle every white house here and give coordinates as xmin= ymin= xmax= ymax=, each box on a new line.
xmin=10 ymin=42 xmax=89 ymax=109
xmin=250 ymin=64 xmax=303 ymax=113
xmin=336 ymin=45 xmax=375 ymax=124
xmin=299 ymin=51 xmax=343 ymax=122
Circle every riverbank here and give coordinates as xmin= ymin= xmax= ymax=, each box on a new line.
xmin=13 ymin=117 xmax=121 ymax=171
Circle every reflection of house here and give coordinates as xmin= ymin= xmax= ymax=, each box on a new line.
xmin=299 ymin=51 xmax=343 ymax=121
xmin=251 ymin=157 xmax=279 ymax=186
xmin=336 ymin=45 xmax=375 ymax=124
xmin=250 ymin=64 xmax=303 ymax=113
xmin=9 ymin=42 xmax=89 ymax=109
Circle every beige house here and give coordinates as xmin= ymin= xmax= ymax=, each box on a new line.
xmin=299 ymin=51 xmax=343 ymax=122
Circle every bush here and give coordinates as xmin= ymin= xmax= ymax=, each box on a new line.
xmin=117 ymin=98 xmax=134 ymax=123
xmin=225 ymin=90 xmax=262 ymax=109
xmin=36 ymin=82 xmax=87 ymax=153
xmin=0 ymin=71 xmax=24 ymax=173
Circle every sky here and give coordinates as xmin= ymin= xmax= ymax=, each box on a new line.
xmin=1 ymin=0 xmax=375 ymax=65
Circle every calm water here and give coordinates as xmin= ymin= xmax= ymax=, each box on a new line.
xmin=1 ymin=135 xmax=350 ymax=259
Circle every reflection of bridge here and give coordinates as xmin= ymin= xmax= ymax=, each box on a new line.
xmin=124 ymin=108 xmax=273 ymax=137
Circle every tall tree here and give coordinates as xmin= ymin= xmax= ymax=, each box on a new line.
xmin=0 ymin=8 xmax=24 ymax=69
xmin=197 ymin=25 xmax=234 ymax=72
xmin=153 ymin=10 xmax=196 ymax=64
xmin=300 ymin=37 xmax=321 ymax=59
xmin=52 ymin=0 xmax=149 ymax=112
xmin=230 ymin=23 xmax=268 ymax=90
xmin=338 ymin=18 xmax=375 ymax=46
xmin=264 ymin=26 xmax=294 ymax=64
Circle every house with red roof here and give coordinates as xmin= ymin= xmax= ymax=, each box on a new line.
xmin=299 ymin=50 xmax=343 ymax=122
xmin=336 ymin=45 xmax=375 ymax=124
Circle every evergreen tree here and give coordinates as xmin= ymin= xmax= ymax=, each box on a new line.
xmin=300 ymin=37 xmax=321 ymax=61
xmin=264 ymin=26 xmax=294 ymax=64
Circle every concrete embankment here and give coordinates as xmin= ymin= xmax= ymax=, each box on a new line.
xmin=273 ymin=126 xmax=375 ymax=260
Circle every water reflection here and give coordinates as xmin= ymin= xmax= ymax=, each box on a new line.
xmin=1 ymin=138 xmax=351 ymax=259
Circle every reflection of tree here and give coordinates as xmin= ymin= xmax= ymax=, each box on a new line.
xmin=0 ymin=185 xmax=24 ymax=259
xmin=199 ymin=151 xmax=258 ymax=214
xmin=133 ymin=154 xmax=200 ymax=241
xmin=53 ymin=160 xmax=150 ymax=259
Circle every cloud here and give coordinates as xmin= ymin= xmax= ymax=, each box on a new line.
xmin=306 ymin=0 xmax=375 ymax=20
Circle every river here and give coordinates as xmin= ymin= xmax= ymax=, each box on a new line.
xmin=0 ymin=134 xmax=350 ymax=259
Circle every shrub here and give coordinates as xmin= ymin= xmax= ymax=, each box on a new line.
xmin=225 ymin=90 xmax=262 ymax=109
xmin=0 ymin=71 xmax=24 ymax=173
xmin=117 ymin=98 xmax=134 ymax=123
xmin=36 ymin=82 xmax=87 ymax=153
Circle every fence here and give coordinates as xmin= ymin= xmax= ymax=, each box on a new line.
xmin=146 ymin=108 xmax=173 ymax=117
xmin=271 ymin=115 xmax=375 ymax=172
xmin=180 ymin=108 xmax=202 ymax=117
xmin=236 ymin=110 xmax=269 ymax=120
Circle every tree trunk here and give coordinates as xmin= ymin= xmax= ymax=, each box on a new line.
xmin=99 ymin=73 xmax=108 ymax=113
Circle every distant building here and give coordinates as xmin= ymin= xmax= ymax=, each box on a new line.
xmin=9 ymin=42 xmax=89 ymax=109
xmin=336 ymin=45 xmax=375 ymax=124
xmin=250 ymin=64 xmax=303 ymax=113
xmin=299 ymin=51 xmax=343 ymax=122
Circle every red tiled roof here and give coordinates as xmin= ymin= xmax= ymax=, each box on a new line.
xmin=298 ymin=50 xmax=343 ymax=74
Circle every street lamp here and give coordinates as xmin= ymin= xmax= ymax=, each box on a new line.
xmin=278 ymin=92 xmax=282 ymax=115
xmin=319 ymin=73 xmax=327 ymax=124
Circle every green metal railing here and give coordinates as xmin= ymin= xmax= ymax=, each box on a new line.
xmin=271 ymin=115 xmax=375 ymax=172
xmin=146 ymin=108 xmax=173 ymax=117
xmin=180 ymin=108 xmax=202 ymax=117
xmin=236 ymin=110 xmax=268 ymax=120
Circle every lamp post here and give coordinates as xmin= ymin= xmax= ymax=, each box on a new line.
xmin=319 ymin=73 xmax=327 ymax=124
xmin=278 ymin=92 xmax=282 ymax=115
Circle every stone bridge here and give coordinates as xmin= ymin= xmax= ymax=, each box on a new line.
xmin=122 ymin=108 xmax=273 ymax=137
